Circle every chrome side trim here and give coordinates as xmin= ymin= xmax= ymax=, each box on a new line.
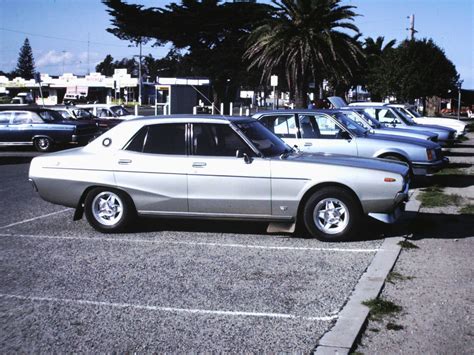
xmin=137 ymin=210 xmax=294 ymax=222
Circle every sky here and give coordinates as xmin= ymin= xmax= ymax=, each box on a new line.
xmin=0 ymin=0 xmax=473 ymax=88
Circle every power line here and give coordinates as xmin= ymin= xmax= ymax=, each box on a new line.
xmin=0 ymin=27 xmax=157 ymax=49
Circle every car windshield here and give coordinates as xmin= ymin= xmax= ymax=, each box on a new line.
xmin=339 ymin=110 xmax=373 ymax=129
xmin=73 ymin=108 xmax=95 ymax=119
xmin=56 ymin=110 xmax=73 ymax=119
xmin=406 ymin=107 xmax=421 ymax=118
xmin=234 ymin=120 xmax=290 ymax=157
xmin=38 ymin=110 xmax=64 ymax=121
xmin=392 ymin=107 xmax=416 ymax=125
xmin=110 ymin=106 xmax=131 ymax=116
xmin=331 ymin=112 xmax=368 ymax=136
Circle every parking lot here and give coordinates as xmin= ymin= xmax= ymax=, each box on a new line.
xmin=0 ymin=154 xmax=397 ymax=352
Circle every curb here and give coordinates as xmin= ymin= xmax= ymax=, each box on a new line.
xmin=315 ymin=189 xmax=422 ymax=354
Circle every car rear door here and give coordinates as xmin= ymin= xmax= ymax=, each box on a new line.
xmin=113 ymin=123 xmax=190 ymax=214
xmin=187 ymin=122 xmax=271 ymax=216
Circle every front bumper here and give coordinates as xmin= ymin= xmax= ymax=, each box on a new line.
xmin=368 ymin=182 xmax=409 ymax=224
xmin=70 ymin=133 xmax=97 ymax=145
xmin=411 ymin=157 xmax=449 ymax=176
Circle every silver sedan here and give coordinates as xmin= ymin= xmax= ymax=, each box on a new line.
xmin=29 ymin=116 xmax=410 ymax=242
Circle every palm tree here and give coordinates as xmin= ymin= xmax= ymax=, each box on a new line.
xmin=244 ymin=0 xmax=362 ymax=108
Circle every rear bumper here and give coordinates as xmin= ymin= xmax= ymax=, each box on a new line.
xmin=412 ymin=157 xmax=449 ymax=176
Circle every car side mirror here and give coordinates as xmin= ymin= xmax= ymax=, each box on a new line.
xmin=236 ymin=149 xmax=253 ymax=164
xmin=340 ymin=131 xmax=352 ymax=140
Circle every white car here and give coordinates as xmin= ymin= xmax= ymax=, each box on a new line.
xmin=389 ymin=104 xmax=467 ymax=138
xmin=77 ymin=104 xmax=141 ymax=120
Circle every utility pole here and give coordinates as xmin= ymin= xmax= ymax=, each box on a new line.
xmin=457 ymin=80 xmax=463 ymax=120
xmin=87 ymin=33 xmax=90 ymax=74
xmin=407 ymin=14 xmax=418 ymax=40
xmin=138 ymin=39 xmax=142 ymax=105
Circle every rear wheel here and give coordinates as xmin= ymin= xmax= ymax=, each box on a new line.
xmin=84 ymin=188 xmax=135 ymax=233
xmin=33 ymin=137 xmax=53 ymax=152
xmin=303 ymin=187 xmax=361 ymax=242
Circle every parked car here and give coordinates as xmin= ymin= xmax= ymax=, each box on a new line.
xmin=349 ymin=105 xmax=456 ymax=146
xmin=29 ymin=115 xmax=410 ymax=242
xmin=76 ymin=104 xmax=140 ymax=120
xmin=49 ymin=105 xmax=122 ymax=133
xmin=328 ymin=97 xmax=457 ymax=146
xmin=0 ymin=106 xmax=99 ymax=152
xmin=253 ymin=110 xmax=447 ymax=177
xmin=338 ymin=108 xmax=439 ymax=142
xmin=389 ymin=104 xmax=467 ymax=138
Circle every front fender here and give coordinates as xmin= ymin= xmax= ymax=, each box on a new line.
xmin=372 ymin=148 xmax=410 ymax=161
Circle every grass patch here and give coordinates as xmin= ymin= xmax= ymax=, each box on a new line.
xmin=435 ymin=167 xmax=463 ymax=175
xmin=398 ymin=240 xmax=419 ymax=249
xmin=459 ymin=204 xmax=474 ymax=214
xmin=387 ymin=271 xmax=415 ymax=284
xmin=362 ymin=298 xmax=402 ymax=321
xmin=457 ymin=135 xmax=469 ymax=142
xmin=417 ymin=186 xmax=463 ymax=207
xmin=386 ymin=322 xmax=404 ymax=331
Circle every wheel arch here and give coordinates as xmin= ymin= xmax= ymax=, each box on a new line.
xmin=73 ymin=185 xmax=137 ymax=221
xmin=375 ymin=149 xmax=410 ymax=164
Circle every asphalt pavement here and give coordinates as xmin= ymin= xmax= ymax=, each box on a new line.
xmin=0 ymin=156 xmax=396 ymax=352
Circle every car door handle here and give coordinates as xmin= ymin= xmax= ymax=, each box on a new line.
xmin=192 ymin=162 xmax=207 ymax=168
xmin=304 ymin=142 xmax=313 ymax=147
xmin=118 ymin=159 xmax=132 ymax=165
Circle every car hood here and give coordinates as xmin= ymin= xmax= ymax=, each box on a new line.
xmin=413 ymin=123 xmax=456 ymax=133
xmin=363 ymin=132 xmax=439 ymax=149
xmin=283 ymin=152 xmax=409 ymax=176
xmin=417 ymin=117 xmax=466 ymax=129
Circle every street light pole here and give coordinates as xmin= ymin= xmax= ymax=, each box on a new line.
xmin=457 ymin=80 xmax=463 ymax=120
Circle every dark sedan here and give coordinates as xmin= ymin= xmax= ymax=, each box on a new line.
xmin=0 ymin=106 xmax=99 ymax=152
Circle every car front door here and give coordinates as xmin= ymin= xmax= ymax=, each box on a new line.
xmin=187 ymin=122 xmax=271 ymax=216
xmin=298 ymin=114 xmax=358 ymax=156
xmin=113 ymin=123 xmax=190 ymax=214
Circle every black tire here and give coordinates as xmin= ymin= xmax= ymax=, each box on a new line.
xmin=381 ymin=154 xmax=414 ymax=179
xmin=303 ymin=187 xmax=362 ymax=242
xmin=34 ymin=137 xmax=53 ymax=152
xmin=84 ymin=187 xmax=135 ymax=233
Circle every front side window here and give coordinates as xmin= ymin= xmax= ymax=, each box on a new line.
xmin=0 ymin=112 xmax=11 ymax=124
xmin=125 ymin=123 xmax=186 ymax=155
xmin=313 ymin=114 xmax=343 ymax=138
xmin=192 ymin=123 xmax=251 ymax=157
xmin=38 ymin=110 xmax=62 ymax=121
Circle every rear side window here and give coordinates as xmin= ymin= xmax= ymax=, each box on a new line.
xmin=259 ymin=115 xmax=297 ymax=138
xmin=125 ymin=123 xmax=186 ymax=155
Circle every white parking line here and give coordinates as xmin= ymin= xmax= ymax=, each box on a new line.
xmin=0 ymin=233 xmax=379 ymax=253
xmin=0 ymin=293 xmax=337 ymax=322
xmin=0 ymin=208 xmax=72 ymax=230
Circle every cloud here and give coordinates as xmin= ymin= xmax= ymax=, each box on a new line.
xmin=36 ymin=50 xmax=74 ymax=67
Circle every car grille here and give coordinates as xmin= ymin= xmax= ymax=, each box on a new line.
xmin=448 ymin=131 xmax=455 ymax=140
xmin=435 ymin=147 xmax=443 ymax=159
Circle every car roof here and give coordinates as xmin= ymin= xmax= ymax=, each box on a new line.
xmin=252 ymin=109 xmax=346 ymax=117
xmin=128 ymin=114 xmax=255 ymax=124
xmin=0 ymin=105 xmax=57 ymax=113
xmin=348 ymin=102 xmax=388 ymax=107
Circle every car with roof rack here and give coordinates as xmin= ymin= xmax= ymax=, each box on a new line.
xmin=29 ymin=114 xmax=410 ymax=242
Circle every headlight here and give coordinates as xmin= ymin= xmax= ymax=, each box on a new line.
xmin=426 ymin=148 xmax=436 ymax=161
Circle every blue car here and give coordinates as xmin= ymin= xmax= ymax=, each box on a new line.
xmin=0 ymin=106 xmax=99 ymax=152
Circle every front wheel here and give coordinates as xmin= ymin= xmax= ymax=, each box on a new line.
xmin=84 ymin=188 xmax=135 ymax=233
xmin=34 ymin=137 xmax=53 ymax=152
xmin=303 ymin=187 xmax=362 ymax=242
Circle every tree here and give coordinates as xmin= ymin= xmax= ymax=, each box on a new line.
xmin=365 ymin=38 xmax=458 ymax=103
xmin=103 ymin=0 xmax=272 ymax=107
xmin=244 ymin=0 xmax=362 ymax=108
xmin=96 ymin=54 xmax=115 ymax=76
xmin=16 ymin=38 xmax=36 ymax=79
